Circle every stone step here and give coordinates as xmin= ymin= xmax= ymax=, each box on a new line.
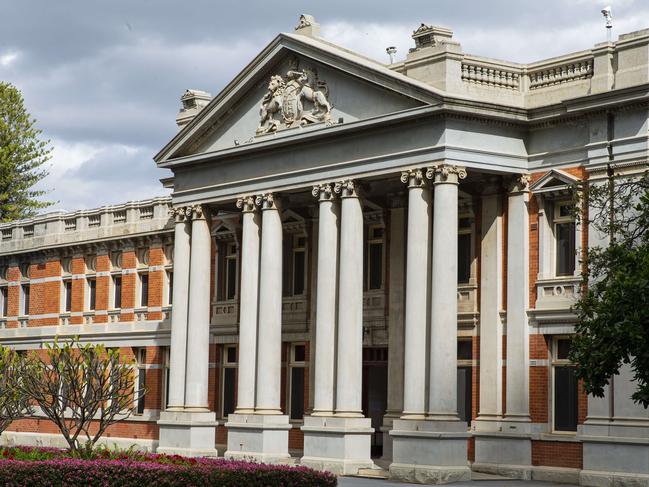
xmin=355 ymin=467 xmax=390 ymax=479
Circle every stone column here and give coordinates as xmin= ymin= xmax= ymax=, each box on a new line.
xmin=505 ymin=175 xmax=531 ymax=423
xmin=334 ymin=180 xmax=364 ymax=417
xmin=167 ymin=206 xmax=191 ymax=410
xmin=312 ymin=184 xmax=339 ymax=416
xmin=477 ymin=186 xmax=503 ymax=421
xmin=401 ymin=169 xmax=431 ymax=418
xmin=255 ymin=193 xmax=283 ymax=414
xmin=302 ymin=180 xmax=374 ymax=475
xmin=184 ymin=205 xmax=212 ymax=410
xmin=234 ymin=196 xmax=260 ymax=414
xmin=390 ymin=165 xmax=470 ymax=484
xmin=427 ymin=164 xmax=466 ymax=419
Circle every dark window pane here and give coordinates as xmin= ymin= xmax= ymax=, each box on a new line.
xmin=293 ymin=250 xmax=305 ymax=295
xmin=457 ymin=366 xmax=472 ymax=424
xmin=223 ymin=368 xmax=236 ymax=417
xmin=457 ymin=339 xmax=472 ymax=360
xmin=282 ymin=239 xmax=290 ymax=297
xmin=168 ymin=272 xmax=173 ymax=305
xmin=137 ymin=368 xmax=146 ymax=414
xmin=459 ymin=218 xmax=472 ymax=229
xmin=226 ymin=259 xmax=237 ymax=299
xmin=294 ymin=345 xmax=306 ymax=362
xmin=1 ymin=287 xmax=7 ymax=316
xmin=114 ymin=277 xmax=122 ymax=308
xmin=65 ymin=281 xmax=72 ymax=312
xmin=140 ymin=274 xmax=149 ymax=307
xmin=22 ymin=285 xmax=30 ymax=315
xmin=290 ymin=367 xmax=305 ymax=420
xmin=369 ymin=243 xmax=383 ymax=290
xmin=554 ymin=366 xmax=578 ymax=431
xmin=226 ymin=346 xmax=237 ymax=364
xmin=458 ymin=234 xmax=471 ymax=283
xmin=557 ymin=339 xmax=572 ymax=360
xmin=89 ymin=279 xmax=96 ymax=310
xmin=556 ymin=222 xmax=576 ymax=276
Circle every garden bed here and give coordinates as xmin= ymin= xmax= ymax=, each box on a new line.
xmin=0 ymin=446 xmax=337 ymax=487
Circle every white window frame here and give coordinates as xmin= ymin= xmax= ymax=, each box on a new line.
xmin=291 ymin=234 xmax=307 ymax=296
xmin=366 ymin=224 xmax=385 ymax=291
xmin=161 ymin=347 xmax=170 ymax=410
xmin=19 ymin=283 xmax=29 ymax=317
xmin=61 ymin=279 xmax=72 ymax=313
xmin=134 ymin=348 xmax=146 ymax=415
xmin=538 ymin=197 xmax=581 ymax=280
xmin=287 ymin=343 xmax=307 ymax=422
xmin=221 ymin=345 xmax=238 ymax=418
xmin=551 ymin=335 xmax=578 ymax=435
xmin=0 ymin=285 xmax=7 ymax=318
xmin=223 ymin=242 xmax=238 ymax=301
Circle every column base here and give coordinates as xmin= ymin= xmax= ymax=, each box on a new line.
xmin=157 ymin=410 xmax=219 ymax=457
xmin=472 ymin=418 xmax=531 ymax=475
xmin=389 ymin=419 xmax=471 ymax=484
xmin=224 ymin=413 xmax=291 ymax=463
xmin=301 ymin=415 xmax=375 ymax=475
xmin=380 ymin=413 xmax=400 ymax=461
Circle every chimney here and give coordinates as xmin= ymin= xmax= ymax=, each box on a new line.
xmin=176 ymin=89 xmax=213 ymax=128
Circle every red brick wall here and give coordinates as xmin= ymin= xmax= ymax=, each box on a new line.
xmin=532 ymin=441 xmax=582 ymax=469
xmin=529 ymin=334 xmax=549 ymax=423
xmin=28 ymin=260 xmax=60 ymax=327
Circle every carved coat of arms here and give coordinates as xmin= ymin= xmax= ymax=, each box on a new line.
xmin=256 ymin=67 xmax=332 ymax=135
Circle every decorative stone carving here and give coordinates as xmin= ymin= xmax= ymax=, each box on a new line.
xmin=189 ymin=205 xmax=206 ymax=220
xmin=256 ymin=66 xmax=332 ymax=135
xmin=508 ymin=174 xmax=531 ymax=193
xmin=236 ymin=196 xmax=257 ymax=213
xmin=400 ymin=168 xmax=426 ymax=188
xmin=333 ymin=180 xmax=359 ymax=198
xmin=425 ymin=164 xmax=467 ymax=184
xmin=312 ymin=183 xmax=336 ymax=201
xmin=169 ymin=206 xmax=192 ymax=222
xmin=255 ymin=193 xmax=279 ymax=210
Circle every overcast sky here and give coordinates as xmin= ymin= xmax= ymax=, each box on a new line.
xmin=1 ymin=0 xmax=647 ymax=213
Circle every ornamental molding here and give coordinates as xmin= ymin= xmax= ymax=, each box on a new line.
xmin=169 ymin=206 xmax=192 ymax=222
xmin=400 ymin=168 xmax=427 ymax=188
xmin=508 ymin=174 xmax=531 ymax=194
xmin=256 ymin=64 xmax=332 ymax=136
xmin=312 ymin=183 xmax=336 ymax=202
xmin=255 ymin=193 xmax=279 ymax=211
xmin=425 ymin=164 xmax=467 ymax=184
xmin=333 ymin=179 xmax=359 ymax=198
xmin=235 ymin=196 xmax=257 ymax=213
xmin=189 ymin=204 xmax=206 ymax=220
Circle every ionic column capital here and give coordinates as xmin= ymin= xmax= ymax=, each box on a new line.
xmin=312 ymin=183 xmax=336 ymax=202
xmin=255 ymin=192 xmax=279 ymax=211
xmin=236 ymin=195 xmax=257 ymax=213
xmin=508 ymin=174 xmax=531 ymax=194
xmin=425 ymin=164 xmax=467 ymax=185
xmin=189 ymin=204 xmax=208 ymax=221
xmin=333 ymin=179 xmax=359 ymax=198
xmin=400 ymin=168 xmax=427 ymax=188
xmin=169 ymin=206 xmax=192 ymax=223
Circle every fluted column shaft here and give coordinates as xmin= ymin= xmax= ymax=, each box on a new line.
xmin=184 ymin=205 xmax=212 ymax=410
xmin=312 ymin=184 xmax=339 ymax=416
xmin=167 ymin=207 xmax=192 ymax=410
xmin=255 ymin=193 xmax=283 ymax=414
xmin=334 ymin=180 xmax=364 ymax=417
xmin=505 ymin=175 xmax=531 ymax=420
xmin=427 ymin=165 xmax=466 ymax=419
xmin=235 ymin=197 xmax=261 ymax=414
xmin=401 ymin=169 xmax=431 ymax=418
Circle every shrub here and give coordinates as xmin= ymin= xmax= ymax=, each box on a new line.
xmin=0 ymin=447 xmax=337 ymax=487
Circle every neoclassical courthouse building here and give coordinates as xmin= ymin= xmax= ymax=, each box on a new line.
xmin=1 ymin=15 xmax=649 ymax=485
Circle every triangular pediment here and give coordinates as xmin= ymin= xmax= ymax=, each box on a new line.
xmin=530 ymin=169 xmax=580 ymax=195
xmin=155 ymin=33 xmax=442 ymax=163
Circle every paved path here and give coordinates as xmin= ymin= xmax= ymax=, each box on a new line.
xmin=338 ymin=478 xmax=577 ymax=487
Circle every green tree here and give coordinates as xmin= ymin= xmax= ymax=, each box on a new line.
xmin=0 ymin=82 xmax=52 ymax=221
xmin=0 ymin=346 xmax=32 ymax=434
xmin=570 ymin=171 xmax=649 ymax=407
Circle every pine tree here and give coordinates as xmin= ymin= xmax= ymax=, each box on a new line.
xmin=0 ymin=82 xmax=53 ymax=222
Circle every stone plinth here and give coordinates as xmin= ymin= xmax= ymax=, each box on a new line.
xmin=224 ymin=413 xmax=291 ymax=463
xmin=389 ymin=419 xmax=471 ymax=484
xmin=157 ymin=410 xmax=219 ymax=457
xmin=472 ymin=418 xmax=532 ymax=479
xmin=301 ymin=415 xmax=375 ymax=475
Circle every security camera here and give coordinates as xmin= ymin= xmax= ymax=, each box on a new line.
xmin=601 ymin=6 xmax=613 ymax=26
xmin=601 ymin=6 xmax=611 ymax=16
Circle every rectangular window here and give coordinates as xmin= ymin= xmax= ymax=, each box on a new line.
xmin=140 ymin=273 xmax=149 ymax=307
xmin=166 ymin=271 xmax=173 ymax=305
xmin=222 ymin=345 xmax=237 ymax=417
xmin=366 ymin=226 xmax=384 ymax=290
xmin=162 ymin=347 xmax=170 ymax=409
xmin=225 ymin=245 xmax=237 ymax=300
xmin=292 ymin=236 xmax=306 ymax=295
xmin=113 ymin=276 xmax=122 ymax=309
xmin=63 ymin=280 xmax=72 ymax=312
xmin=0 ymin=287 xmax=7 ymax=317
xmin=289 ymin=344 xmax=306 ymax=421
xmin=554 ymin=202 xmax=576 ymax=277
xmin=88 ymin=278 xmax=96 ymax=311
xmin=457 ymin=366 xmax=473 ymax=425
xmin=553 ymin=337 xmax=578 ymax=432
xmin=458 ymin=233 xmax=472 ymax=283
xmin=21 ymin=284 xmax=30 ymax=316
xmin=135 ymin=348 xmax=146 ymax=415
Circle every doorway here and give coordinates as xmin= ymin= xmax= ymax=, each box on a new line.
xmin=362 ymin=347 xmax=388 ymax=458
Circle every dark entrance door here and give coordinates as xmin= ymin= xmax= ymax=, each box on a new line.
xmin=362 ymin=347 xmax=388 ymax=458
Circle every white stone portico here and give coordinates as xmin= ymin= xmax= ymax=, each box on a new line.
xmin=147 ymin=15 xmax=649 ymax=486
